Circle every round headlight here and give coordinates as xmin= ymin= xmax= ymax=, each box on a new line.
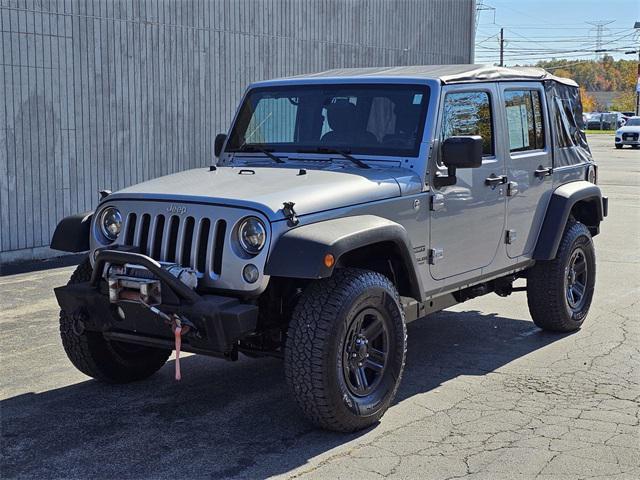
xmin=99 ymin=207 xmax=122 ymax=241
xmin=238 ymin=217 xmax=266 ymax=255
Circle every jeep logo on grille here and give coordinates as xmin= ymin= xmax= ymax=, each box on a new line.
xmin=167 ymin=204 xmax=187 ymax=215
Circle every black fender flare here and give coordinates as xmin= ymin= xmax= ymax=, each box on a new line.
xmin=50 ymin=211 xmax=93 ymax=252
xmin=265 ymin=215 xmax=425 ymax=301
xmin=534 ymin=181 xmax=607 ymax=261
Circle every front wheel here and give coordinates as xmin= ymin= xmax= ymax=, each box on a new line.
xmin=615 ymin=144 xmax=623 ymax=149
xmin=527 ymin=221 xmax=596 ymax=332
xmin=284 ymin=268 xmax=406 ymax=432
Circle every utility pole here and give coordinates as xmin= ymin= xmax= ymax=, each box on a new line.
xmin=586 ymin=20 xmax=614 ymax=60
xmin=499 ymin=28 xmax=504 ymax=67
xmin=634 ymin=22 xmax=640 ymax=116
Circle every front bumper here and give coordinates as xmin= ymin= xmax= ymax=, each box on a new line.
xmin=615 ymin=135 xmax=640 ymax=145
xmin=54 ymin=249 xmax=259 ymax=358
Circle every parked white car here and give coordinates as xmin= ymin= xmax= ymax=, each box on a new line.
xmin=615 ymin=117 xmax=640 ymax=149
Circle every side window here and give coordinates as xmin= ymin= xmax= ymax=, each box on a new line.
xmin=504 ymin=90 xmax=545 ymax=152
xmin=442 ymin=91 xmax=494 ymax=156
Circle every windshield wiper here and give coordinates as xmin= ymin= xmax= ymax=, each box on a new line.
xmin=296 ymin=147 xmax=370 ymax=169
xmin=237 ymin=144 xmax=285 ymax=163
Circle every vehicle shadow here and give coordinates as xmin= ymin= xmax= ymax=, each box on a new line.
xmin=1 ymin=309 xmax=568 ymax=479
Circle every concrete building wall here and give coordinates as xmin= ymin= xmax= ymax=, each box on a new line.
xmin=0 ymin=0 xmax=475 ymax=263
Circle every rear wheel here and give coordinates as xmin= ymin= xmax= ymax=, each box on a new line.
xmin=59 ymin=259 xmax=171 ymax=383
xmin=527 ymin=221 xmax=596 ymax=332
xmin=284 ymin=268 xmax=406 ymax=432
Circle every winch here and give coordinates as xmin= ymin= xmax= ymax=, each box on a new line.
xmin=105 ymin=261 xmax=199 ymax=381
xmin=106 ymin=262 xmax=198 ymax=305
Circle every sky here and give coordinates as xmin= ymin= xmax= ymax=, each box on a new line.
xmin=474 ymin=0 xmax=640 ymax=66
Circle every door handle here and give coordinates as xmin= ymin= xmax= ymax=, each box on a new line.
xmin=534 ymin=166 xmax=553 ymax=178
xmin=485 ymin=174 xmax=508 ymax=186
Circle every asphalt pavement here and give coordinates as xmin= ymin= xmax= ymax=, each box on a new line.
xmin=1 ymin=134 xmax=638 ymax=479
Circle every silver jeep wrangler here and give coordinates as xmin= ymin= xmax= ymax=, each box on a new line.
xmin=52 ymin=65 xmax=607 ymax=432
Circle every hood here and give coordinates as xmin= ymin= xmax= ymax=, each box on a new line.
xmin=108 ymin=165 xmax=422 ymax=221
xmin=618 ymin=125 xmax=640 ymax=133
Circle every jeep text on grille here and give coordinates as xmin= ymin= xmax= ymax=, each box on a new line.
xmin=166 ymin=205 xmax=188 ymax=215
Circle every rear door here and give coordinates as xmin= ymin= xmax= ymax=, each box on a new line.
xmin=499 ymin=83 xmax=553 ymax=258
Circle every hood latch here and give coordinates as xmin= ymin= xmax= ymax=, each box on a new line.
xmin=282 ymin=202 xmax=299 ymax=227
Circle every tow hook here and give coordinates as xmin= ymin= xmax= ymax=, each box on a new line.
xmin=140 ymin=300 xmax=196 ymax=381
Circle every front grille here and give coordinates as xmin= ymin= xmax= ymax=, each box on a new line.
xmin=122 ymin=212 xmax=226 ymax=278
xmin=622 ymin=133 xmax=638 ymax=141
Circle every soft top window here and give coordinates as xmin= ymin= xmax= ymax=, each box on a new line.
xmin=226 ymin=84 xmax=430 ymax=157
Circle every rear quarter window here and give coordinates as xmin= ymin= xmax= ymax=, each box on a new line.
xmin=504 ymin=90 xmax=545 ymax=152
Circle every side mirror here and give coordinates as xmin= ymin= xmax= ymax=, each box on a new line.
xmin=214 ymin=133 xmax=227 ymax=158
xmin=442 ymin=136 xmax=483 ymax=169
xmin=434 ymin=136 xmax=483 ymax=188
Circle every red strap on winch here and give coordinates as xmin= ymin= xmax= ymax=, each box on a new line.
xmin=174 ymin=324 xmax=182 ymax=381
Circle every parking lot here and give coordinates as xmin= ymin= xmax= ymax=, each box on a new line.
xmin=1 ymin=134 xmax=638 ymax=479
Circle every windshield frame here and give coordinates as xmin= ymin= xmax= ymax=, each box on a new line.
xmin=225 ymin=83 xmax=432 ymax=158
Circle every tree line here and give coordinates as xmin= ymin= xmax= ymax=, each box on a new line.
xmin=534 ymin=57 xmax=637 ymax=112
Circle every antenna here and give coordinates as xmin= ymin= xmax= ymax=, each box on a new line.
xmin=586 ymin=20 xmax=615 ymax=60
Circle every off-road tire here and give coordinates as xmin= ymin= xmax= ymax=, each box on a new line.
xmin=284 ymin=268 xmax=406 ymax=432
xmin=59 ymin=258 xmax=171 ymax=383
xmin=527 ymin=221 xmax=596 ymax=332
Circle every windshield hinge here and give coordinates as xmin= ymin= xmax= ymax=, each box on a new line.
xmin=282 ymin=202 xmax=299 ymax=227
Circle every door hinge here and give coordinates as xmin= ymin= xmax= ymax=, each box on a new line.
xmin=507 ymin=181 xmax=518 ymax=196
xmin=505 ymin=229 xmax=517 ymax=244
xmin=429 ymin=248 xmax=444 ymax=265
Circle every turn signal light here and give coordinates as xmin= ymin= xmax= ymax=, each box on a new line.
xmin=324 ymin=254 xmax=335 ymax=268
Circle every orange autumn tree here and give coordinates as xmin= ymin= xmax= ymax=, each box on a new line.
xmin=580 ymin=87 xmax=597 ymax=112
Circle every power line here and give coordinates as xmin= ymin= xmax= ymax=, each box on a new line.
xmin=479 ymin=25 xmax=632 ymax=30
xmin=475 ymin=26 xmax=638 ymax=65
xmin=475 ymin=1 xmax=496 ymax=35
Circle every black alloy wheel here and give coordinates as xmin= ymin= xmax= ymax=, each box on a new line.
xmin=565 ymin=247 xmax=588 ymax=313
xmin=342 ymin=307 xmax=389 ymax=397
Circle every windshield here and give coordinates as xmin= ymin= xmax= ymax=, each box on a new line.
xmin=226 ymin=84 xmax=430 ymax=157
xmin=625 ymin=118 xmax=640 ymax=126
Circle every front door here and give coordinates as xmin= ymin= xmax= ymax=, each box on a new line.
xmin=429 ymin=84 xmax=507 ymax=280
xmin=499 ymin=83 xmax=553 ymax=258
